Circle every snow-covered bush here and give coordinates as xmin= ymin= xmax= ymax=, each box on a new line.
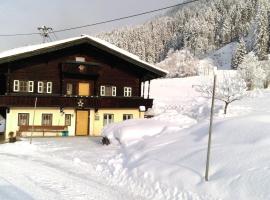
xmin=195 ymin=72 xmax=247 ymax=114
xmin=238 ymin=52 xmax=266 ymax=89
xmin=156 ymin=49 xmax=199 ymax=78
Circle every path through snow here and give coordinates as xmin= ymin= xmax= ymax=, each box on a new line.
xmin=0 ymin=138 xmax=145 ymax=200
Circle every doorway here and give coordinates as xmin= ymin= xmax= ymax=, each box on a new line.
xmin=75 ymin=110 xmax=89 ymax=136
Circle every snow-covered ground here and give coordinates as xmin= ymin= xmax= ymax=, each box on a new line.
xmin=0 ymin=138 xmax=146 ymax=200
xmin=100 ymin=77 xmax=270 ymax=200
xmin=1 ymin=77 xmax=270 ymax=200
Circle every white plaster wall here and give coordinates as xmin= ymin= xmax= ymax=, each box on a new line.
xmin=6 ymin=107 xmax=76 ymax=138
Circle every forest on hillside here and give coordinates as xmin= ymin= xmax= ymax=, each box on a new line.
xmin=98 ymin=0 xmax=270 ymax=66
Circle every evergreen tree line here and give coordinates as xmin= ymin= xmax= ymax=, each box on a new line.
xmin=98 ymin=0 xmax=270 ymax=65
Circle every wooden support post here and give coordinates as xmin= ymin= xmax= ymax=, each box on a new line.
xmin=147 ymin=80 xmax=151 ymax=99
xmin=142 ymin=81 xmax=145 ymax=98
xmin=59 ymin=64 xmax=63 ymax=95
xmin=205 ymin=74 xmax=217 ymax=181
xmin=94 ymin=79 xmax=97 ymax=96
xmin=6 ymin=67 xmax=10 ymax=94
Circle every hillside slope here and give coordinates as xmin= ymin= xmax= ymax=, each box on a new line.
xmin=98 ymin=0 xmax=270 ymax=67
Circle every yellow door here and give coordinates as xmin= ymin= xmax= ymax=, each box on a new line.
xmin=76 ymin=110 xmax=89 ymax=136
xmin=78 ymin=82 xmax=90 ymax=96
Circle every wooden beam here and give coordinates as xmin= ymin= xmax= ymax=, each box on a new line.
xmin=59 ymin=64 xmax=63 ymax=95
xmin=6 ymin=66 xmax=10 ymax=94
xmin=142 ymin=81 xmax=145 ymax=98
xmin=147 ymin=81 xmax=150 ymax=99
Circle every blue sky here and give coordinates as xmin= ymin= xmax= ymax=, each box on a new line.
xmin=0 ymin=0 xmax=180 ymax=51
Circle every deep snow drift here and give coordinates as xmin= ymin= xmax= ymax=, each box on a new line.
xmin=100 ymin=77 xmax=270 ymax=200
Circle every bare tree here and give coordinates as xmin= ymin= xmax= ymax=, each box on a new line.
xmin=195 ymin=72 xmax=247 ymax=114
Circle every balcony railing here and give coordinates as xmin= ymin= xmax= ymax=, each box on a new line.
xmin=0 ymin=95 xmax=153 ymax=109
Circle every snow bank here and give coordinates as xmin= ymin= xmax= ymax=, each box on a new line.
xmin=102 ymin=119 xmax=168 ymax=145
xmin=102 ymin=112 xmax=197 ymax=145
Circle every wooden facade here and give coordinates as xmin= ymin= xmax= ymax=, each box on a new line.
xmin=0 ymin=36 xmax=167 ymax=137
xmin=0 ymin=42 xmax=160 ymax=105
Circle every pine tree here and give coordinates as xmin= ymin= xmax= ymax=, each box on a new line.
xmin=253 ymin=1 xmax=269 ymax=60
xmin=232 ymin=37 xmax=247 ymax=69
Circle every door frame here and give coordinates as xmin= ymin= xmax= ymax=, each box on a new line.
xmin=75 ymin=109 xmax=89 ymax=136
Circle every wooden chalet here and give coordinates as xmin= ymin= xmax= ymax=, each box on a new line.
xmin=0 ymin=35 xmax=167 ymax=138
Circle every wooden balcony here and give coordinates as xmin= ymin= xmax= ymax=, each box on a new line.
xmin=0 ymin=95 xmax=153 ymax=109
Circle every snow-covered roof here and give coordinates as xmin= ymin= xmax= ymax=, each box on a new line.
xmin=0 ymin=35 xmax=168 ymax=77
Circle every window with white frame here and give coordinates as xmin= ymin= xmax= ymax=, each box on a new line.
xmin=28 ymin=81 xmax=34 ymax=92
xmin=123 ymin=114 xmax=133 ymax=121
xmin=124 ymin=87 xmax=132 ymax=97
xmin=47 ymin=82 xmax=52 ymax=93
xmin=103 ymin=114 xmax=114 ymax=126
xmin=13 ymin=80 xmax=34 ymax=92
xmin=38 ymin=81 xmax=44 ymax=93
xmin=100 ymin=86 xmax=105 ymax=96
xmin=100 ymin=86 xmax=117 ymax=96
xmin=112 ymin=86 xmax=116 ymax=96
xmin=13 ymin=80 xmax=19 ymax=92
xmin=37 ymin=81 xmax=53 ymax=94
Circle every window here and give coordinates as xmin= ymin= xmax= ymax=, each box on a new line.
xmin=100 ymin=86 xmax=117 ymax=96
xmin=76 ymin=57 xmax=85 ymax=62
xmin=124 ymin=87 xmax=132 ymax=97
xmin=28 ymin=81 xmax=34 ymax=92
xmin=123 ymin=114 xmax=133 ymax=121
xmin=112 ymin=86 xmax=116 ymax=96
xmin=66 ymin=83 xmax=73 ymax=95
xmin=103 ymin=114 xmax=114 ymax=126
xmin=37 ymin=81 xmax=52 ymax=94
xmin=65 ymin=114 xmax=71 ymax=126
xmin=18 ymin=113 xmax=29 ymax=126
xmin=47 ymin=82 xmax=52 ymax=93
xmin=100 ymin=86 xmax=105 ymax=96
xmin=13 ymin=80 xmax=19 ymax=92
xmin=19 ymin=81 xmax=28 ymax=92
xmin=38 ymin=81 xmax=44 ymax=93
xmin=42 ymin=114 xmax=52 ymax=126
xmin=13 ymin=80 xmax=34 ymax=92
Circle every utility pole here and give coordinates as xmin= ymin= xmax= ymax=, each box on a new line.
xmin=205 ymin=74 xmax=217 ymax=181
xmin=30 ymin=97 xmax=37 ymax=144
xmin=37 ymin=26 xmax=53 ymax=43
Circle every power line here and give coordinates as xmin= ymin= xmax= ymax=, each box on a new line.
xmin=0 ymin=0 xmax=199 ymax=37
xmin=53 ymin=0 xmax=199 ymax=33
